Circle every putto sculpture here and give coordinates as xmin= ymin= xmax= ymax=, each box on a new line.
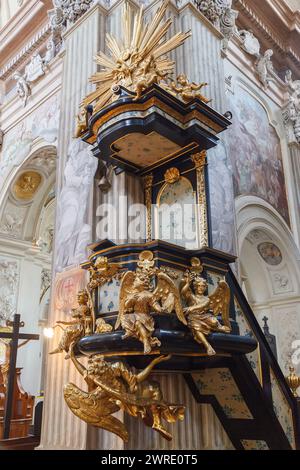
xmin=180 ymin=258 xmax=231 ymax=355
xmin=49 ymin=289 xmax=88 ymax=359
xmin=169 ymin=73 xmax=211 ymax=103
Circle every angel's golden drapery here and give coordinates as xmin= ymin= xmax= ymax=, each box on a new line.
xmin=115 ymin=251 xmax=186 ymax=354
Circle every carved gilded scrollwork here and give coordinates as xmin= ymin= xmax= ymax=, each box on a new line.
xmin=144 ymin=174 xmax=153 ymax=242
xmin=192 ymin=151 xmax=208 ymax=247
xmin=164 ymin=167 xmax=180 ymax=184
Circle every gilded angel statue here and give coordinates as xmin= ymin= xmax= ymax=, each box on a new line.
xmin=115 ymin=251 xmax=186 ymax=354
xmin=134 ymin=54 xmax=168 ymax=101
xmin=170 ymin=73 xmax=211 ymax=104
xmin=64 ymin=347 xmax=184 ymax=441
xmin=49 ymin=289 xmax=91 ymax=359
xmin=180 ymin=259 xmax=231 ymax=356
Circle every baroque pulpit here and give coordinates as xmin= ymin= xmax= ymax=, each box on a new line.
xmin=49 ymin=1 xmax=300 ymax=450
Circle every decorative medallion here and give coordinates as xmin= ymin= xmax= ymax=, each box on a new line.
xmin=164 ymin=167 xmax=180 ymax=184
xmin=13 ymin=171 xmax=42 ymax=200
xmin=257 ymin=242 xmax=282 ymax=266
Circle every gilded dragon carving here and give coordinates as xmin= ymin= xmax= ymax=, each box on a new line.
xmin=64 ymin=346 xmax=184 ymax=442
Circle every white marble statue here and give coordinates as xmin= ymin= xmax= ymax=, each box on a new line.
xmin=55 ymin=140 xmax=98 ymax=271
xmin=14 ymin=72 xmax=31 ymax=106
xmin=255 ymin=49 xmax=274 ymax=89
xmin=284 ymin=70 xmax=300 ymax=143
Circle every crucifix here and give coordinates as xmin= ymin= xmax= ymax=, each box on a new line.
xmin=0 ymin=314 xmax=39 ymax=439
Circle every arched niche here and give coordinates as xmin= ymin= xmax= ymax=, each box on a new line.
xmin=155 ymin=176 xmax=198 ymax=249
xmin=236 ymin=195 xmax=300 ymax=375
xmin=0 ymin=144 xmax=57 ymax=398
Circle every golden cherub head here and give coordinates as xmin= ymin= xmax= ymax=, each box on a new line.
xmin=177 ymin=73 xmax=189 ymax=86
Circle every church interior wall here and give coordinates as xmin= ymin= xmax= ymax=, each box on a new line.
xmin=0 ymin=0 xmax=300 ymax=452
xmin=236 ymin=196 xmax=300 ymax=377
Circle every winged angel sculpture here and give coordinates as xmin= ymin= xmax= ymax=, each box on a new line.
xmin=181 ymin=258 xmax=231 ymax=356
xmin=64 ymin=347 xmax=184 ymax=442
xmin=115 ymin=251 xmax=186 ymax=354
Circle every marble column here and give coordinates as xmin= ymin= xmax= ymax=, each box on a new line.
xmin=38 ymin=4 xmax=124 ymax=450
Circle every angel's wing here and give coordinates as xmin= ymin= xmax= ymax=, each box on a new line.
xmin=63 ymin=383 xmax=128 ymax=441
xmin=115 ymin=271 xmax=135 ymax=330
xmin=154 ymin=272 xmax=187 ymax=325
xmin=208 ymin=280 xmax=231 ymax=330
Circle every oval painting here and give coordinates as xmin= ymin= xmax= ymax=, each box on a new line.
xmin=257 ymin=242 xmax=282 ymax=266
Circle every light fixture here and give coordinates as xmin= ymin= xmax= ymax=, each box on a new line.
xmin=43 ymin=327 xmax=54 ymax=339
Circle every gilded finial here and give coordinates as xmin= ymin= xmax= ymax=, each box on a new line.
xmin=286 ymin=365 xmax=300 ymax=397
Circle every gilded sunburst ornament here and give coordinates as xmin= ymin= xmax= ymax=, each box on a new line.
xmin=81 ymin=0 xmax=191 ymax=113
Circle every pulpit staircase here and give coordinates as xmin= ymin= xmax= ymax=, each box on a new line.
xmin=184 ymin=268 xmax=300 ymax=450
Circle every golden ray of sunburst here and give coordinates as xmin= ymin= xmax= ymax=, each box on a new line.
xmin=82 ymin=0 xmax=191 ymax=113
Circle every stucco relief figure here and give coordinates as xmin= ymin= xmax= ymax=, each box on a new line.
xmin=50 ymin=289 xmax=89 ymax=358
xmin=65 ymin=348 xmax=184 ymax=441
xmin=14 ymin=72 xmax=31 ymax=106
xmin=284 ymin=70 xmax=300 ymax=143
xmin=209 ymin=144 xmax=235 ymax=254
xmin=255 ymin=49 xmax=274 ymax=88
xmin=180 ymin=258 xmax=231 ymax=356
xmin=55 ymin=140 xmax=97 ymax=271
xmin=115 ymin=251 xmax=186 ymax=354
xmin=134 ymin=55 xmax=168 ymax=101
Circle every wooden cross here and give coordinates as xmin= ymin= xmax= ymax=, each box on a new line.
xmin=0 ymin=314 xmax=39 ymax=439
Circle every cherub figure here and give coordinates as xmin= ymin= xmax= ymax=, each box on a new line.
xmin=50 ymin=290 xmax=90 ymax=358
xmin=95 ymin=317 xmax=113 ymax=334
xmin=256 ymin=49 xmax=274 ymax=88
xmin=134 ymin=55 xmax=168 ymax=101
xmin=65 ymin=347 xmax=184 ymax=441
xmin=14 ymin=72 xmax=31 ymax=106
xmin=170 ymin=73 xmax=211 ymax=104
xmin=88 ymin=256 xmax=120 ymax=290
xmin=115 ymin=251 xmax=185 ymax=354
xmin=180 ymin=258 xmax=231 ymax=356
